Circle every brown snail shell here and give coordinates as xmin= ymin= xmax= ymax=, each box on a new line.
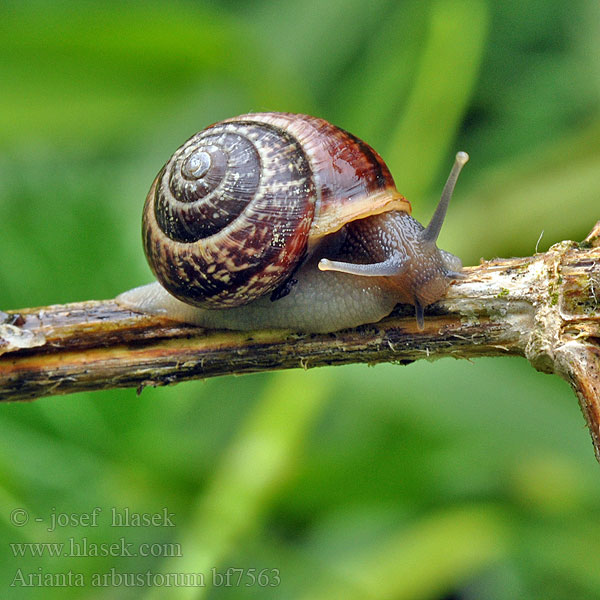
xmin=142 ymin=112 xmax=411 ymax=309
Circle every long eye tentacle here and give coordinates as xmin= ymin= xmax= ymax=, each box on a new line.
xmin=422 ymin=151 xmax=469 ymax=243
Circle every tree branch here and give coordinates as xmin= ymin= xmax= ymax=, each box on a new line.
xmin=1 ymin=223 xmax=599 ymax=459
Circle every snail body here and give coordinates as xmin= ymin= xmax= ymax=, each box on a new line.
xmin=117 ymin=112 xmax=467 ymax=332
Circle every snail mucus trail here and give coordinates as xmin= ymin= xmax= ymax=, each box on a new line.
xmin=117 ymin=113 xmax=468 ymax=333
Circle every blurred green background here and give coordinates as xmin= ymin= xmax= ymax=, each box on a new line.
xmin=1 ymin=0 xmax=600 ymax=598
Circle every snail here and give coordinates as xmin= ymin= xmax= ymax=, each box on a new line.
xmin=117 ymin=112 xmax=468 ymax=333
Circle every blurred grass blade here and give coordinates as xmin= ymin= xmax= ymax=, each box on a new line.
xmin=334 ymin=2 xmax=427 ymax=144
xmin=303 ymin=505 xmax=508 ymax=600
xmin=248 ymin=0 xmax=391 ymax=92
xmin=386 ymin=0 xmax=489 ymax=200
xmin=145 ymin=369 xmax=332 ymax=600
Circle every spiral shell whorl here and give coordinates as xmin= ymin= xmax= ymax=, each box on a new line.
xmin=156 ymin=130 xmax=261 ymax=242
xmin=143 ymin=120 xmax=317 ymax=308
